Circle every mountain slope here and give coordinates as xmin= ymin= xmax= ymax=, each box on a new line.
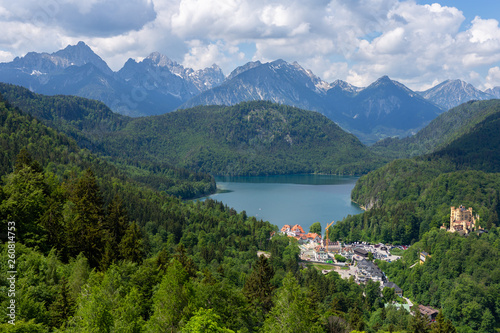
xmin=329 ymin=100 xmax=500 ymax=246
xmin=101 ymin=101 xmax=383 ymax=176
xmin=0 ymin=84 xmax=383 ymax=176
xmin=420 ymin=79 xmax=495 ymax=110
xmin=371 ymin=99 xmax=500 ymax=159
xmin=326 ymin=76 xmax=441 ymax=143
xmin=182 ymin=59 xmax=329 ymax=112
xmin=184 ymin=61 xmax=442 ymax=144
xmin=0 ymin=83 xmax=216 ymax=198
xmin=0 ymin=42 xmax=225 ymax=117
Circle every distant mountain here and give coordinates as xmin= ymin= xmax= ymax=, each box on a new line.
xmin=325 ymin=76 xmax=441 ymax=143
xmin=0 ymin=42 xmax=224 ymax=117
xmin=371 ymin=99 xmax=500 ymax=159
xmin=183 ymin=61 xmax=441 ymax=144
xmin=420 ymin=79 xmax=495 ymax=110
xmin=182 ymin=59 xmax=330 ymax=113
xmin=485 ymin=86 xmax=500 ymax=98
xmin=2 ymin=43 xmax=479 ymax=143
xmin=0 ymin=83 xmax=385 ymax=176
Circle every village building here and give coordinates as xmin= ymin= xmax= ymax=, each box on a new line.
xmin=418 ymin=305 xmax=439 ymax=321
xmin=442 ymin=205 xmax=481 ymax=235
xmin=383 ymin=281 xmax=403 ymax=297
xmin=314 ymin=246 xmax=328 ymax=261
xmin=355 ymin=259 xmax=385 ymax=283
xmin=419 ymin=251 xmax=430 ymax=265
xmin=291 ymin=224 xmax=305 ymax=236
xmin=354 ymin=247 xmax=369 ymax=258
xmin=282 ymin=224 xmax=323 ymax=245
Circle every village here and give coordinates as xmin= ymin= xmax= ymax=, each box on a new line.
xmin=275 ymin=206 xmax=484 ymax=322
xmin=279 ymin=222 xmax=441 ymax=321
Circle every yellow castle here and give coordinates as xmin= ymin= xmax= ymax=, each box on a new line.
xmin=442 ymin=205 xmax=481 ymax=234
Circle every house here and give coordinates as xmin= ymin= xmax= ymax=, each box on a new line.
xmin=305 ymin=233 xmax=322 ymax=243
xmin=281 ymin=224 xmax=291 ymax=234
xmin=419 ymin=251 xmax=430 ymax=265
xmin=291 ymin=224 xmax=305 ymax=236
xmin=418 ymin=305 xmax=439 ymax=321
xmin=384 ymin=281 xmax=403 ymax=297
xmin=356 ymin=259 xmax=385 ymax=283
xmin=314 ymin=246 xmax=328 ymax=261
xmin=354 ymin=247 xmax=369 ymax=258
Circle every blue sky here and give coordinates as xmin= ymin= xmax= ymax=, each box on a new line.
xmin=0 ymin=0 xmax=500 ymax=90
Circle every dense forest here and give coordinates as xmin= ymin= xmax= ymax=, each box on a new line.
xmin=0 ymin=90 xmax=453 ymax=332
xmin=0 ymin=84 xmax=384 ymax=176
xmin=328 ymin=99 xmax=500 ymax=332
xmin=0 ymin=87 xmax=215 ymax=199
xmin=380 ymin=228 xmax=500 ymax=332
xmin=330 ymin=100 xmax=500 ymax=245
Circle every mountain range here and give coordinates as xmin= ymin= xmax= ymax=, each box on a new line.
xmin=0 ymin=42 xmax=499 ymax=143
xmin=0 ymin=82 xmax=384 ymax=176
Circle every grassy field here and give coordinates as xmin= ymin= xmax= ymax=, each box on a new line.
xmin=307 ymin=263 xmax=336 ymax=271
xmin=390 ymin=247 xmax=405 ymax=256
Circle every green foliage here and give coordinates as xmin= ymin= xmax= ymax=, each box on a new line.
xmin=309 ymin=221 xmax=322 ymax=235
xmin=0 ymin=84 xmax=215 ymax=199
xmin=332 ymin=168 xmax=500 ymax=244
xmin=381 ymin=228 xmax=500 ymax=331
xmin=0 ymin=85 xmax=382 ymax=177
xmin=243 ymin=255 xmax=275 ymax=324
xmin=382 ymin=287 xmax=396 ymax=304
xmin=334 ymin=100 xmax=500 ymax=245
xmin=371 ymin=99 xmax=500 ymax=160
xmin=261 ymin=272 xmax=323 ymax=333
xmin=181 ymin=308 xmax=235 ymax=333
xmin=334 ymin=254 xmax=347 ymax=262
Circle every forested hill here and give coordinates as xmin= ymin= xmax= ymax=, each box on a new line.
xmin=371 ymin=99 xmax=500 ymax=160
xmin=0 ymin=87 xmax=441 ymax=332
xmin=380 ymin=228 xmax=500 ymax=332
xmin=0 ymin=83 xmax=384 ymax=176
xmin=330 ymin=99 xmax=500 ymax=245
xmin=96 ymin=101 xmax=384 ymax=176
xmin=0 ymin=83 xmax=215 ymax=199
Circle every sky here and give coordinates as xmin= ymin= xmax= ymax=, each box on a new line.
xmin=1 ymin=0 xmax=500 ymax=90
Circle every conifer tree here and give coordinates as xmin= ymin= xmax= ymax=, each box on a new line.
xmin=67 ymin=169 xmax=105 ymax=267
xmin=49 ymin=276 xmax=75 ymax=328
xmin=119 ymin=221 xmax=144 ymax=263
xmin=243 ymin=255 xmax=275 ymax=316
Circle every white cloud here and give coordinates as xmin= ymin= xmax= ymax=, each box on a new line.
xmin=0 ymin=0 xmax=500 ymax=90
xmin=484 ymin=66 xmax=500 ymax=89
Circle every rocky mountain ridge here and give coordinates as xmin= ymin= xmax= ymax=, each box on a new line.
xmin=0 ymin=42 xmax=498 ymax=142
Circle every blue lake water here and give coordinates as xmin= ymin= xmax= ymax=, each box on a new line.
xmin=205 ymin=175 xmax=363 ymax=233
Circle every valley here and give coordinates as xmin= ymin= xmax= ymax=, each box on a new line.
xmin=0 ymin=47 xmax=500 ymax=333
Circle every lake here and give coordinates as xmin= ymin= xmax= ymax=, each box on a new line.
xmin=205 ymin=174 xmax=363 ymax=233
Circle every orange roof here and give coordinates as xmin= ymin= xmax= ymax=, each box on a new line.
xmin=291 ymin=225 xmax=305 ymax=233
xmin=305 ymin=233 xmax=321 ymax=239
xmin=281 ymin=224 xmax=291 ymax=232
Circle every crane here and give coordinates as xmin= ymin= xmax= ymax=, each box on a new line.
xmin=324 ymin=221 xmax=334 ymax=253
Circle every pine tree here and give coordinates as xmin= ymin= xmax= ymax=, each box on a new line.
xmin=261 ymin=272 xmax=323 ymax=333
xmin=100 ymin=195 xmax=129 ymax=269
xmin=243 ymin=255 xmax=275 ymax=316
xmin=119 ymin=222 xmax=144 ymax=263
xmin=49 ymin=277 xmax=75 ymax=328
xmin=430 ymin=310 xmax=456 ymax=333
xmin=67 ymin=169 xmax=105 ymax=267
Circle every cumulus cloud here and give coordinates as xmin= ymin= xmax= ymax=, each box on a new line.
xmin=1 ymin=0 xmax=500 ymax=90
xmin=484 ymin=66 xmax=500 ymax=89
xmin=0 ymin=0 xmax=156 ymax=37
